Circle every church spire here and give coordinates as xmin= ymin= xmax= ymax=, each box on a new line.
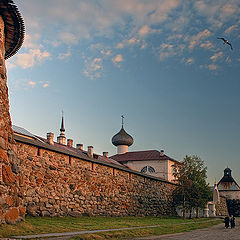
xmin=60 ymin=111 xmax=65 ymax=133
xmin=57 ymin=111 xmax=66 ymax=145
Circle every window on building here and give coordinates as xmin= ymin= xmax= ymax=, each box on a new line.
xmin=141 ymin=166 xmax=147 ymax=173
xmin=148 ymin=166 xmax=155 ymax=173
xmin=141 ymin=166 xmax=155 ymax=173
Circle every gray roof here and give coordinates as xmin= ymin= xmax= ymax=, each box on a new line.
xmin=12 ymin=125 xmax=36 ymax=138
xmin=12 ymin=125 xmax=45 ymax=143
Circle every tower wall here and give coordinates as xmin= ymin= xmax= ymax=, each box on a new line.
xmin=117 ymin=145 xmax=128 ymax=154
xmin=0 ymin=16 xmax=25 ymax=224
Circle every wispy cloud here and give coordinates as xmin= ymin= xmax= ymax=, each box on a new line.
xmin=112 ymin=54 xmax=124 ymax=66
xmin=138 ymin=25 xmax=151 ymax=37
xmin=23 ymin=34 xmax=42 ymax=49
xmin=6 ymin=60 xmax=16 ymax=69
xmin=101 ymin=50 xmax=111 ymax=56
xmin=59 ymin=32 xmax=79 ymax=45
xmin=15 ymin=80 xmax=50 ymax=90
xmin=194 ymin=1 xmax=240 ymax=29
xmin=159 ymin=43 xmax=176 ymax=61
xmin=182 ymin=57 xmax=195 ymax=65
xmin=83 ymin=57 xmax=103 ymax=80
xmin=116 ymin=38 xmax=140 ymax=49
xmin=210 ymin=52 xmax=223 ymax=62
xmin=201 ymin=64 xmax=218 ymax=71
xmin=58 ymin=50 xmax=71 ymax=60
xmin=14 ymin=0 xmax=240 ymax=74
xmin=200 ymin=41 xmax=214 ymax=49
xmin=16 ymin=49 xmax=51 ymax=69
xmin=224 ymin=25 xmax=238 ymax=35
xmin=188 ymin=29 xmax=211 ymax=49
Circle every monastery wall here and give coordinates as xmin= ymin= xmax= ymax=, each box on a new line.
xmin=215 ymin=196 xmax=228 ymax=216
xmin=227 ymin=199 xmax=240 ymax=217
xmin=15 ymin=140 xmax=176 ymax=217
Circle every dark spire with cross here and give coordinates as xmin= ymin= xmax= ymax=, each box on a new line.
xmin=60 ymin=111 xmax=65 ymax=133
xmin=57 ymin=111 xmax=66 ymax=144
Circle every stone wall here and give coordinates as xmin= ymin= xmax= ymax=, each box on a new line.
xmin=0 ymin=16 xmax=25 ymax=224
xmin=226 ymin=199 xmax=240 ymax=217
xmin=215 ymin=196 xmax=228 ymax=216
xmin=219 ymin=191 xmax=240 ymax=200
xmin=15 ymin=141 xmax=176 ymax=217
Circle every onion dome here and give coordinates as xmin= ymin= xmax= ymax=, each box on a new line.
xmin=0 ymin=0 xmax=25 ymax=59
xmin=112 ymin=127 xmax=133 ymax=147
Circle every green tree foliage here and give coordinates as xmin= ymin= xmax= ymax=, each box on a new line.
xmin=172 ymin=155 xmax=212 ymax=218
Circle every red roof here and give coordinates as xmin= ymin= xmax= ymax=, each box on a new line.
xmin=111 ymin=150 xmax=179 ymax=163
xmin=37 ymin=136 xmax=123 ymax=166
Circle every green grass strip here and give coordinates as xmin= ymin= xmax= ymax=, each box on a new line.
xmin=0 ymin=216 xmax=222 ymax=238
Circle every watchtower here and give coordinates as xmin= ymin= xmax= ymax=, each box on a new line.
xmin=0 ymin=0 xmax=25 ymax=224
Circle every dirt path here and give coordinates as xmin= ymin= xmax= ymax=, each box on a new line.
xmin=134 ymin=220 xmax=239 ymax=240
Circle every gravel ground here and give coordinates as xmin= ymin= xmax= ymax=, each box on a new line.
xmin=134 ymin=220 xmax=239 ymax=240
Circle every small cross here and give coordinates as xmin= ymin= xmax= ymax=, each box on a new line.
xmin=121 ymin=115 xmax=124 ymax=127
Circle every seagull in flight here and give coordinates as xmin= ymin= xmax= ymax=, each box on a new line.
xmin=217 ymin=37 xmax=233 ymax=50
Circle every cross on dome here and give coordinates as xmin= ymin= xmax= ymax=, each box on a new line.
xmin=121 ymin=115 xmax=124 ymax=127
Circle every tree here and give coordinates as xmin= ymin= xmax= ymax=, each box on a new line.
xmin=172 ymin=155 xmax=212 ymax=218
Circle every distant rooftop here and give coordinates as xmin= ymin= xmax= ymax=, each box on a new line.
xmin=111 ymin=150 xmax=179 ymax=163
xmin=12 ymin=125 xmax=122 ymax=167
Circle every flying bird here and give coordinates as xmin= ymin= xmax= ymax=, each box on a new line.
xmin=217 ymin=37 xmax=233 ymax=50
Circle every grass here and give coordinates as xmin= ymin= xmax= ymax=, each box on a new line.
xmin=0 ymin=216 xmax=222 ymax=239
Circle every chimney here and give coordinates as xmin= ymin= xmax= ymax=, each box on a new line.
xmin=67 ymin=139 xmax=73 ymax=148
xmin=103 ymin=152 xmax=108 ymax=158
xmin=57 ymin=135 xmax=66 ymax=145
xmin=47 ymin=132 xmax=54 ymax=145
xmin=160 ymin=150 xmax=164 ymax=156
xmin=88 ymin=146 xmax=93 ymax=158
xmin=76 ymin=144 xmax=83 ymax=151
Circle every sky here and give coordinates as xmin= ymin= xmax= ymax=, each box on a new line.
xmin=6 ymin=0 xmax=240 ymax=185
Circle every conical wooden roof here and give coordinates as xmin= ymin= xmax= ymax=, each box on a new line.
xmin=0 ymin=0 xmax=25 ymax=59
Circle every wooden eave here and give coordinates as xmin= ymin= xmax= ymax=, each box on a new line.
xmin=0 ymin=0 xmax=25 ymax=59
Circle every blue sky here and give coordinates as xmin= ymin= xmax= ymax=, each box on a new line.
xmin=7 ymin=0 xmax=240 ymax=184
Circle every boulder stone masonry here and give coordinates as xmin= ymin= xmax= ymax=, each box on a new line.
xmin=216 ymin=196 xmax=228 ymax=216
xmin=15 ymin=141 xmax=176 ymax=217
xmin=0 ymin=15 xmax=25 ymax=224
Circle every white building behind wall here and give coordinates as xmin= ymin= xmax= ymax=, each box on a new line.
xmin=111 ymin=121 xmax=180 ymax=182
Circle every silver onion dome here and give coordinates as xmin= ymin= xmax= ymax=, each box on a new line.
xmin=112 ymin=127 xmax=133 ymax=147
